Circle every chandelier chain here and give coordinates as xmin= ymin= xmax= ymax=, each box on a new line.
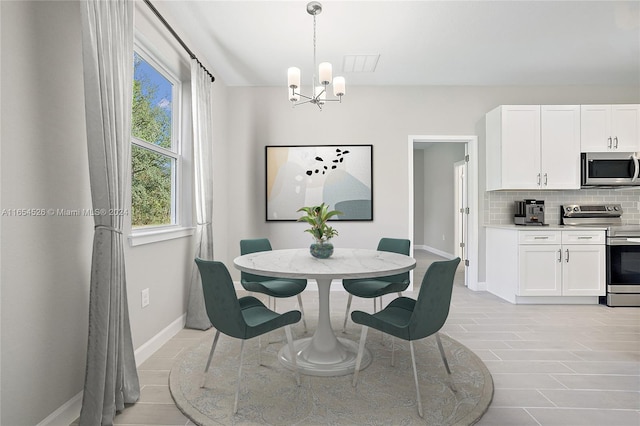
xmin=313 ymin=14 xmax=317 ymax=77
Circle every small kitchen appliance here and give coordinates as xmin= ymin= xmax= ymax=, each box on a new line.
xmin=561 ymin=203 xmax=640 ymax=307
xmin=514 ymin=199 xmax=545 ymax=225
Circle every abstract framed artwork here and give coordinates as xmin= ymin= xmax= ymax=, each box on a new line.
xmin=266 ymin=145 xmax=373 ymax=221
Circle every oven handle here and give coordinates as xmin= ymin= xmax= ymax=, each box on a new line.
xmin=632 ymin=153 xmax=639 ymax=182
xmin=608 ymin=238 xmax=640 ymax=246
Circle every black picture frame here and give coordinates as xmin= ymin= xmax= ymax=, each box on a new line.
xmin=265 ymin=144 xmax=373 ymax=221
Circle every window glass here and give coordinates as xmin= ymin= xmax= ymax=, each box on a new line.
xmin=131 ymin=52 xmax=178 ymax=228
xmin=133 ymin=53 xmax=173 ymax=148
xmin=131 ymin=145 xmax=174 ymax=226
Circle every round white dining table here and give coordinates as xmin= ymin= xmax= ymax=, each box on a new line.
xmin=233 ymin=248 xmax=416 ymax=376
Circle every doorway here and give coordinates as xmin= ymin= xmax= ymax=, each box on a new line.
xmin=408 ymin=135 xmax=479 ymax=291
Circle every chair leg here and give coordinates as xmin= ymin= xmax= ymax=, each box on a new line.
xmin=201 ymin=330 xmax=221 ymax=388
xmin=409 ymin=341 xmax=424 ymax=418
xmin=352 ymin=326 xmax=369 ymax=387
xmin=435 ymin=333 xmax=451 ymax=375
xmin=284 ymin=325 xmax=300 ymax=386
xmin=233 ymin=340 xmax=246 ymax=414
xmin=297 ymin=294 xmax=307 ymax=332
xmin=342 ymin=294 xmax=353 ymax=333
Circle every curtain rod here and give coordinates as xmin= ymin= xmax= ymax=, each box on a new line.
xmin=143 ymin=0 xmax=215 ymax=82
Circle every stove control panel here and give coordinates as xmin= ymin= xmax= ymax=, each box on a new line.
xmin=562 ymin=204 xmax=622 ymax=218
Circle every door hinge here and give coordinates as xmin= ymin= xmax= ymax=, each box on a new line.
xmin=459 ymin=242 xmax=465 ymax=248
xmin=465 ymin=154 xmax=470 ymax=162
xmin=465 ymin=207 xmax=470 ymax=214
xmin=464 ymin=259 xmax=470 ymax=267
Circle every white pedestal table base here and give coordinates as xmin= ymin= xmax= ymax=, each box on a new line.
xmin=278 ymin=277 xmax=372 ymax=376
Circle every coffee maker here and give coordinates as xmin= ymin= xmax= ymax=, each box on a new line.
xmin=514 ymin=199 xmax=545 ymax=225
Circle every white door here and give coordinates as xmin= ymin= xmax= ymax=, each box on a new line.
xmin=453 ymin=159 xmax=468 ymax=287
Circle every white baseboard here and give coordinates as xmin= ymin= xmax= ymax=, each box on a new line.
xmin=38 ymin=314 xmax=186 ymax=426
xmin=134 ymin=314 xmax=186 ymax=367
xmin=37 ymin=391 xmax=83 ymax=426
xmin=414 ymin=245 xmax=456 ymax=259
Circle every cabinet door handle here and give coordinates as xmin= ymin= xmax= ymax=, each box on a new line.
xmin=614 ymin=136 xmax=619 ymax=149
xmin=577 ymin=236 xmax=593 ymax=240
xmin=537 ymin=173 xmax=541 ymax=186
xmin=608 ymin=137 xmax=612 ymax=148
xmin=565 ymin=249 xmax=570 ymax=263
xmin=558 ymin=249 xmax=562 ymax=262
xmin=534 ymin=236 xmax=549 ymax=239
xmin=544 ymin=173 xmax=548 ymax=186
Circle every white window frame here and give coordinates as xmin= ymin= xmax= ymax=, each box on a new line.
xmin=128 ymin=40 xmax=194 ymax=246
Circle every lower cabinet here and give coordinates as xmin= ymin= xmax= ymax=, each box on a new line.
xmin=487 ymin=228 xmax=605 ymax=304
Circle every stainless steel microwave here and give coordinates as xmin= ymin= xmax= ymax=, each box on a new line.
xmin=581 ymin=152 xmax=639 ymax=187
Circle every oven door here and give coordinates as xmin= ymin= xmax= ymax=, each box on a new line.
xmin=607 ymin=238 xmax=640 ymax=289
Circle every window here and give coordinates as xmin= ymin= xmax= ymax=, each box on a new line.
xmin=131 ymin=51 xmax=178 ymax=228
xmin=129 ymin=45 xmax=193 ymax=246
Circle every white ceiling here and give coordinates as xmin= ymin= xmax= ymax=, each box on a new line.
xmin=155 ymin=1 xmax=640 ymax=88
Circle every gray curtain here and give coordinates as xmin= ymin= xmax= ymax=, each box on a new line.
xmin=185 ymin=60 xmax=215 ymax=329
xmin=79 ymin=0 xmax=140 ymax=424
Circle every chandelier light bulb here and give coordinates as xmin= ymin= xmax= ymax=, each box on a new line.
xmin=319 ymin=62 xmax=332 ymax=85
xmin=333 ymin=76 xmax=345 ymax=97
xmin=288 ymin=67 xmax=301 ymax=89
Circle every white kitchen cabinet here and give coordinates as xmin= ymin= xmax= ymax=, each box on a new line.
xmin=581 ymin=104 xmax=640 ymax=152
xmin=486 ymin=105 xmax=580 ymax=190
xmin=487 ymin=227 xmax=605 ymax=304
xmin=561 ymin=244 xmax=606 ymax=296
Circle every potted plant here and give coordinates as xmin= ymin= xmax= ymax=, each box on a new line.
xmin=297 ymin=203 xmax=342 ymax=258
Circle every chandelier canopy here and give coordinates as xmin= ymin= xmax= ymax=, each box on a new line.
xmin=287 ymin=1 xmax=345 ymax=110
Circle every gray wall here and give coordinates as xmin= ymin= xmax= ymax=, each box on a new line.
xmin=1 ymin=1 xmax=639 ymax=424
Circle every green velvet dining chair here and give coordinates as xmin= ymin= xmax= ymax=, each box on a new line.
xmin=195 ymin=258 xmax=301 ymax=414
xmin=240 ymin=238 xmax=308 ymax=331
xmin=351 ymin=257 xmax=461 ymax=418
xmin=341 ymin=237 xmax=411 ymax=332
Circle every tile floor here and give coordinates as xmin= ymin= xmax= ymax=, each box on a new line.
xmin=105 ymin=251 xmax=639 ymax=425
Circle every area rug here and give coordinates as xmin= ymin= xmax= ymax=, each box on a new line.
xmin=170 ymin=325 xmax=493 ymax=425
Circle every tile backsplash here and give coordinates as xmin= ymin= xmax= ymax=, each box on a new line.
xmin=485 ymin=188 xmax=640 ymax=225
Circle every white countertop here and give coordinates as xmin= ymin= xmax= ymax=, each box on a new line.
xmin=484 ymin=224 xmax=608 ymax=231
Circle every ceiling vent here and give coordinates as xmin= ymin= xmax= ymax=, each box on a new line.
xmin=342 ymin=54 xmax=380 ymax=73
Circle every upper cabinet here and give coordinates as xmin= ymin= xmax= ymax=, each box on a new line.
xmin=486 ymin=105 xmax=580 ymax=191
xmin=581 ymin=104 xmax=640 ymax=152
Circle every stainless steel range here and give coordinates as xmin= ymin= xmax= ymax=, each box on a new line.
xmin=561 ymin=204 xmax=640 ymax=307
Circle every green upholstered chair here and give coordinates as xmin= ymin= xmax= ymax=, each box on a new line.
xmin=195 ymin=258 xmax=301 ymax=414
xmin=240 ymin=238 xmax=308 ymax=331
xmin=351 ymin=257 xmax=461 ymax=418
xmin=341 ymin=238 xmax=411 ymax=332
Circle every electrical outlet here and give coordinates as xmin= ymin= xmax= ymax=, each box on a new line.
xmin=141 ymin=288 xmax=150 ymax=308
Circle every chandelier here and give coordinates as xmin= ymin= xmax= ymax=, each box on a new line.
xmin=287 ymin=1 xmax=345 ymax=110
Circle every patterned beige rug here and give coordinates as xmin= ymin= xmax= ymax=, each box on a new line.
xmin=170 ymin=325 xmax=493 ymax=425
